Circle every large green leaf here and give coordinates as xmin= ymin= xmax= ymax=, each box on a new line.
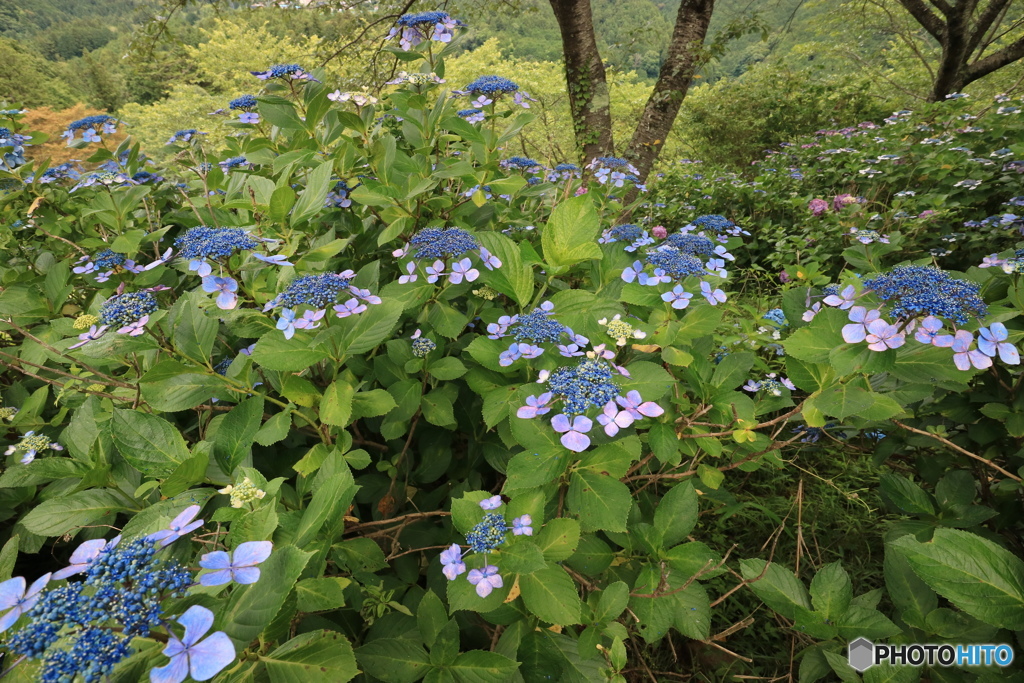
xmin=295 ymin=457 xmax=358 ymax=546
xmin=654 ymin=482 xmax=698 ymax=549
xmin=263 ymin=630 xmax=358 ymax=683
xmin=250 ymin=331 xmax=329 ymax=372
xmin=110 ymin=409 xmax=191 ymax=476
xmin=21 ymin=489 xmax=128 ymax=537
xmin=739 ymin=559 xmax=812 ymax=620
xmin=883 ymin=546 xmax=937 ymax=628
xmin=334 ymin=300 xmax=403 ymax=355
xmin=783 ymin=308 xmax=845 ymax=364
xmin=477 ymin=232 xmax=533 ymax=307
xmin=221 ymin=545 xmax=312 ymax=647
xmin=519 ymin=565 xmax=583 ymax=625
xmin=212 ymin=396 xmax=264 ymax=474
xmin=540 ymin=195 xmax=603 ymax=273
xmin=320 ymin=380 xmax=354 ymax=427
xmin=290 ymin=160 xmax=335 ymax=227
xmin=172 ymin=295 xmax=218 ymax=361
xmin=139 ymin=361 xmax=226 ymax=412
xmin=356 ymin=639 xmax=431 ymax=683
xmin=809 ymin=562 xmax=852 ymax=621
xmin=567 ymin=471 xmax=631 ymax=533
xmin=890 ymin=529 xmax=1024 ymax=629
xmin=448 ymin=650 xmax=520 ymax=683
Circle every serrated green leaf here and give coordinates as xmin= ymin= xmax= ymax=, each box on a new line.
xmin=520 ymin=565 xmax=582 ymax=625
xmin=890 ymin=528 xmax=1024 ymax=629
xmin=110 ymin=409 xmax=191 ymax=476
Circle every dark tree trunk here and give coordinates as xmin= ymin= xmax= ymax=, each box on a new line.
xmin=895 ymin=0 xmax=1024 ymax=101
xmin=548 ymin=0 xmax=615 ymax=161
xmin=624 ymin=0 xmax=715 ymax=186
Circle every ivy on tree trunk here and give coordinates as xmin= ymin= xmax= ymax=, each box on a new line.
xmin=548 ymin=0 xmax=615 ymax=160
xmin=548 ymin=0 xmax=716 ymax=186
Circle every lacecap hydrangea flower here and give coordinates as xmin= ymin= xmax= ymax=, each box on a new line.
xmin=62 ymin=115 xmax=118 ymax=144
xmin=828 ymin=265 xmax=1018 ymax=371
xmin=457 ymin=75 xmax=535 ymax=109
xmin=0 ymin=506 xmax=272 ymax=683
xmin=250 ymin=64 xmax=316 ymax=81
xmin=265 ymin=272 xmax=381 ymax=338
xmin=393 ymin=227 xmax=501 ymax=286
xmin=439 ymin=497 xmax=538 ymax=598
xmin=388 ymin=11 xmax=464 ymax=51
xmin=518 ymin=345 xmax=663 ymax=452
xmin=4 ymin=430 xmax=63 ymax=465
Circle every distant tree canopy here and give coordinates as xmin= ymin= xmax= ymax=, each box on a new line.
xmin=37 ymin=20 xmax=118 ymax=60
xmin=0 ymin=37 xmax=77 ymax=108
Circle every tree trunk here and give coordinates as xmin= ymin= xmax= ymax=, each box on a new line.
xmin=548 ymin=0 xmax=615 ymax=161
xmin=927 ymin=2 xmax=972 ymax=100
xmin=625 ymin=0 xmax=715 ymax=187
xmin=895 ymin=0 xmax=1024 ymax=102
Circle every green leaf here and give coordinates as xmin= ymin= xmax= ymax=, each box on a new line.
xmin=213 ymin=396 xmax=264 ymax=474
xmin=595 ymin=581 xmax=629 ymax=622
xmin=160 ymin=452 xmax=209 ymax=498
xmin=541 ymin=195 xmax=603 ymax=273
xmin=833 ymin=606 xmax=902 ymax=641
xmin=891 ymin=343 xmax=971 ymax=389
xmin=783 ymin=308 xmax=845 ymax=364
xmin=417 ymin=590 xmax=449 ymax=649
xmin=428 ymin=357 xmax=467 ymax=380
xmin=497 ymin=541 xmax=546 ymax=575
xmin=813 ymin=384 xmax=876 ymax=420
xmin=351 ymin=389 xmax=398 ymax=420
xmin=295 ymin=577 xmax=351 ymax=612
xmin=173 ymin=297 xmax=218 ymax=361
xmin=263 ymin=631 xmax=358 ymax=683
xmin=449 ymin=650 xmax=520 ymax=683
xmin=320 ymin=381 xmax=354 ymax=427
xmin=675 ymin=305 xmax=722 ymax=343
xmin=251 ymin=331 xmax=329 ymax=372
xmin=255 ymin=408 xmax=294 ymax=447
xmin=879 ymin=473 xmax=936 ymax=516
xmin=665 ymin=541 xmax=725 ymax=579
xmin=890 ymin=528 xmax=1024 ymax=629
xmin=335 ymin=300 xmax=403 ymax=355
xmin=110 ymin=409 xmax=191 ymax=476
xmin=139 ymin=361 xmax=225 ymax=412
xmin=421 ymin=390 xmax=456 ymax=428
xmin=567 ymin=471 xmax=631 ymax=532
xmin=221 ymin=545 xmax=312 ymax=647
xmin=883 ymin=547 xmax=937 ymax=628
xmin=654 ymin=482 xmax=698 ymax=549
xmin=809 ymin=562 xmax=852 ymax=621
xmin=739 ymin=559 xmax=812 ymax=620
xmin=519 ymin=565 xmax=583 ymax=625
xmin=535 ymin=518 xmax=580 ymax=562
xmin=295 ymin=461 xmax=358 ymax=546
xmin=268 ymin=185 xmax=296 ymax=225
xmin=0 ymin=458 xmax=91 ymax=488
xmin=21 ymin=489 xmax=127 ymax=537
xmin=711 ymin=352 xmax=755 ymax=389
xmin=427 ymin=302 xmax=468 ymax=339
xmin=0 ymin=536 xmax=17 ymax=581
xmin=356 ymin=639 xmax=431 ymax=683
xmin=281 ymin=375 xmax=320 ymax=408
xmin=290 ymin=160 xmax=335 ymax=227
xmin=477 ymin=232 xmax=533 ymax=307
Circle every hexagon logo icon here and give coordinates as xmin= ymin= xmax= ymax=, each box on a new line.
xmin=848 ymin=638 xmax=875 ymax=672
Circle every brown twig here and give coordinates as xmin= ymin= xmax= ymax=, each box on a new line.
xmin=892 ymin=420 xmax=1021 ymax=482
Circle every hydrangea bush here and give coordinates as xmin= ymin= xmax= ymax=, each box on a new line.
xmin=0 ymin=16 xmax=1023 ymax=682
